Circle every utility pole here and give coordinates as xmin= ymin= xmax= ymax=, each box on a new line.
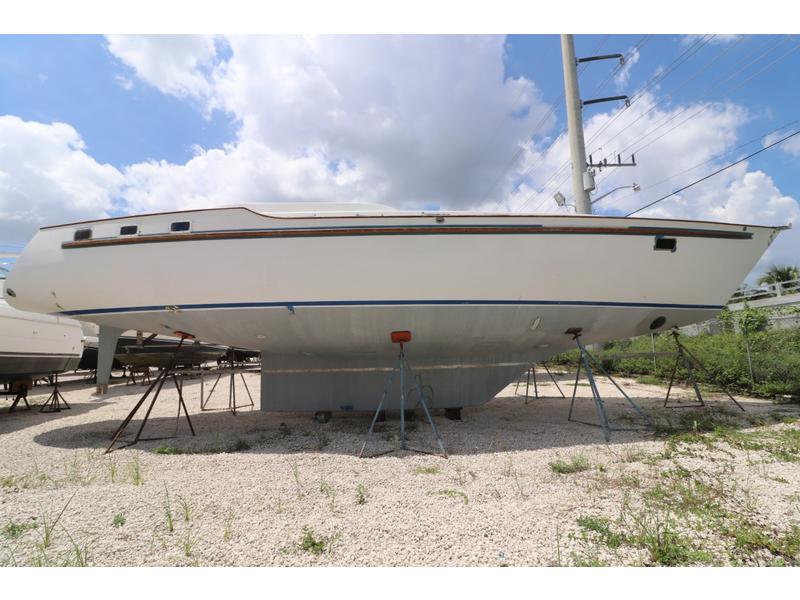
xmin=559 ymin=35 xmax=636 ymax=215
xmin=561 ymin=34 xmax=592 ymax=215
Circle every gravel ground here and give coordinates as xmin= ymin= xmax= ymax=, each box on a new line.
xmin=1 ymin=368 xmax=798 ymax=566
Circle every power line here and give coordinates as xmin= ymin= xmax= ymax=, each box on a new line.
xmin=607 ymin=118 xmax=800 ymax=207
xmin=588 ymin=35 xmax=743 ymax=160
xmin=606 ymin=35 xmax=790 ymax=164
xmin=478 ymin=35 xmax=611 ymax=207
xmin=625 ymin=128 xmax=800 ymax=217
xmin=505 ymin=36 xmax=650 ymax=213
xmin=589 ymin=35 xmax=796 ymax=194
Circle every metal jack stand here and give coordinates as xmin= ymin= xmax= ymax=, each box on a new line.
xmin=105 ymin=336 xmax=196 ymax=454
xmin=515 ymin=363 xmax=566 ymax=403
xmin=360 ymin=331 xmax=448 ymax=458
xmin=566 ymin=328 xmax=651 ymax=441
xmin=4 ymin=381 xmax=30 ymax=413
xmin=201 ymin=349 xmax=254 ymax=415
xmin=664 ymin=329 xmax=745 ymax=411
xmin=40 ymin=373 xmax=70 ymax=413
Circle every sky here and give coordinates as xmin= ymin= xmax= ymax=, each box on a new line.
xmin=1 ymin=33 xmax=799 ymax=278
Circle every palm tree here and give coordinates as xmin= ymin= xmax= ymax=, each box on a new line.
xmin=757 ymin=264 xmax=799 ymax=286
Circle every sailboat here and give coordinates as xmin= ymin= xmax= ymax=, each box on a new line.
xmin=3 ymin=203 xmax=783 ymax=412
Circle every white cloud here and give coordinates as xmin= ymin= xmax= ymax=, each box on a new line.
xmin=106 ymin=35 xmax=218 ymax=98
xmin=108 ymin=35 xmax=554 ymax=211
xmin=0 ymin=116 xmax=123 ymax=244
xmin=614 ymin=47 xmax=640 ymax=90
xmin=764 ymin=130 xmax=800 ymax=156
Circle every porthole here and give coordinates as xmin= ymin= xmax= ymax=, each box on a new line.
xmin=73 ymin=228 xmax=92 ymax=241
xmin=120 ymin=225 xmax=138 ymax=235
xmin=5 ymin=288 xmax=16 ymax=298
xmin=649 ymin=316 xmax=667 ymax=330
xmin=170 ymin=221 xmax=191 ymax=232
xmin=654 ymin=236 xmax=677 ymax=252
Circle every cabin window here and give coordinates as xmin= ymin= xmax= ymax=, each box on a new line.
xmin=73 ymin=228 xmax=92 ymax=241
xmin=649 ymin=316 xmax=667 ymax=330
xmin=170 ymin=221 xmax=191 ymax=232
xmin=654 ymin=236 xmax=677 ymax=252
xmin=120 ymin=225 xmax=138 ymax=236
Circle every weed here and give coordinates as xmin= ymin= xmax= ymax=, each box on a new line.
xmin=152 ymin=439 xmax=252 ymax=455
xmin=127 ymin=456 xmax=143 ymax=486
xmin=223 ymin=512 xmax=235 ymax=541
xmin=412 ymin=465 xmax=440 ymax=475
xmin=106 ymin=458 xmax=118 ymax=483
xmin=549 ymin=455 xmax=591 ymax=475
xmin=319 ymin=480 xmax=336 ymax=512
xmin=630 ymin=512 xmax=713 ymax=565
xmin=278 ymin=422 xmax=291 ymax=438
xmin=621 ymin=448 xmax=648 ymax=463
xmin=112 ymin=513 xmax=126 ymax=528
xmin=164 ymin=484 xmax=174 ymax=533
xmin=40 ymin=492 xmax=76 ymax=549
xmin=297 ymin=526 xmax=340 ymax=556
xmin=62 ymin=529 xmax=90 ymax=567
xmin=428 ymin=489 xmax=469 ymax=505
xmin=576 ymin=515 xmax=625 ymax=549
xmin=2 ymin=520 xmax=37 ymax=539
xmin=177 ymin=496 xmax=192 ymax=523
xmin=183 ymin=527 xmax=195 ymax=557
xmin=355 ymin=484 xmax=367 ymax=505
xmin=291 ymin=460 xmax=304 ymax=498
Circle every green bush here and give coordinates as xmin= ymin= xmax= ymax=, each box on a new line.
xmin=551 ymin=327 xmax=800 ymax=398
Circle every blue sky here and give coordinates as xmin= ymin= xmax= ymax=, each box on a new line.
xmin=0 ymin=35 xmax=234 ymax=167
xmin=1 ymin=34 xmax=799 ymax=274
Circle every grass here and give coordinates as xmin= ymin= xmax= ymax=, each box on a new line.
xmin=111 ymin=513 xmax=126 ymax=528
xmin=223 ymin=511 xmax=235 ymax=541
xmin=127 ymin=456 xmax=144 ymax=486
xmin=183 ymin=527 xmax=195 ymax=557
xmin=549 ymin=455 xmax=591 ymax=475
xmin=297 ymin=526 xmax=340 ymax=556
xmin=576 ymin=515 xmax=625 ymax=550
xmin=40 ymin=492 xmax=76 ymax=549
xmin=164 ymin=484 xmax=175 ymax=533
xmin=411 ymin=465 xmax=440 ymax=475
xmin=428 ymin=489 xmax=469 ymax=505
xmin=355 ymin=484 xmax=367 ymax=505
xmin=177 ymin=496 xmax=192 ymax=523
xmin=2 ymin=520 xmax=38 ymax=539
xmin=319 ymin=480 xmax=336 ymax=512
xmin=152 ymin=439 xmax=252 ymax=455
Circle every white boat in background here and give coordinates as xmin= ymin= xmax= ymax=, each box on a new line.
xmin=1 ymin=268 xmax=83 ymax=383
xmin=4 ymin=202 xmax=785 ymax=412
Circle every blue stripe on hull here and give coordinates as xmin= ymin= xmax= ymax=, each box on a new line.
xmin=59 ymin=299 xmax=724 ymax=317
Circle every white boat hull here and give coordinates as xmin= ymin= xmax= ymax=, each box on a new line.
xmin=4 ymin=205 xmax=783 ymax=410
xmin=0 ymin=298 xmax=84 ymax=381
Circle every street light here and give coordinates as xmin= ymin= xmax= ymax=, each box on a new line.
xmin=590 ymin=183 xmax=640 ymax=206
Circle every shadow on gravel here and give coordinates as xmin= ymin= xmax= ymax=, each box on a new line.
xmin=29 ymin=388 xmax=787 ymax=458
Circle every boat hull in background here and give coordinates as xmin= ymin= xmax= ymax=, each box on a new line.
xmin=0 ymin=299 xmax=83 ymax=381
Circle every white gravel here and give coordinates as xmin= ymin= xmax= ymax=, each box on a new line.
xmin=1 ymin=369 xmax=798 ymax=566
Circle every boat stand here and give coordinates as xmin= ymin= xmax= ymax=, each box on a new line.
xmin=3 ymin=381 xmax=30 ymax=413
xmin=664 ymin=329 xmax=745 ymax=411
xmin=200 ymin=349 xmax=254 ymax=415
xmin=105 ymin=336 xmax=196 ymax=454
xmin=360 ymin=331 xmax=447 ymax=459
xmin=566 ymin=329 xmax=651 ymax=442
xmin=40 ymin=373 xmax=70 ymax=413
xmin=515 ymin=363 xmax=566 ymax=403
